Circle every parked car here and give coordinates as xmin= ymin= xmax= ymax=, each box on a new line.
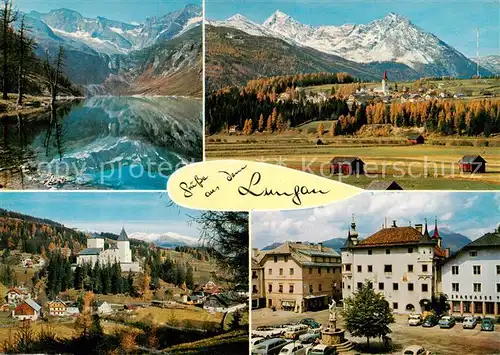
xmin=279 ymin=342 xmax=309 ymax=355
xmin=284 ymin=325 xmax=309 ymax=340
xmin=438 ymin=316 xmax=455 ymax=329
xmin=408 ymin=314 xmax=423 ymax=326
xmin=306 ymin=344 xmax=337 ymax=355
xmin=403 ymin=345 xmax=432 ymax=355
xmin=298 ymin=318 xmax=321 ymax=329
xmin=298 ymin=328 xmax=322 ymax=343
xmin=253 ymin=326 xmax=286 ymax=338
xmin=252 ymin=338 xmax=291 ymax=355
xmin=481 ymin=318 xmax=495 ymax=331
xmin=422 ymin=315 xmax=439 ymax=327
xmin=252 ymin=337 xmax=267 ymax=350
xmin=462 ymin=316 xmax=478 ymax=329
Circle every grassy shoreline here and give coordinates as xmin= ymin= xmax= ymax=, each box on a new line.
xmin=0 ymin=94 xmax=84 ymax=119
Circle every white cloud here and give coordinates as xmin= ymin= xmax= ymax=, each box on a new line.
xmin=440 ymin=212 xmax=453 ymax=221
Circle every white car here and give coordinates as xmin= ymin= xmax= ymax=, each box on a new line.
xmin=407 ymin=314 xmax=422 ymax=326
xmin=253 ymin=326 xmax=286 ymax=338
xmin=251 ymin=337 xmax=266 ymax=350
xmin=284 ymin=324 xmax=309 ymax=339
xmin=403 ymin=345 xmax=432 ymax=355
xmin=280 ymin=342 xmax=309 ymax=355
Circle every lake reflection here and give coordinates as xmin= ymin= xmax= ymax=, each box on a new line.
xmin=0 ymin=96 xmax=202 ymax=190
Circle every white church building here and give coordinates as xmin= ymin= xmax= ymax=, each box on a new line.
xmin=77 ymin=228 xmax=141 ymax=272
xmin=373 ymin=71 xmax=390 ymax=96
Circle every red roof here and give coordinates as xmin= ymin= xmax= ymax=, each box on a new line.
xmin=432 ymin=220 xmax=440 ymax=239
xmin=358 ymin=226 xmax=427 ymax=247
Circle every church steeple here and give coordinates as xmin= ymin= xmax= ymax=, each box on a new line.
xmin=383 ymin=71 xmax=388 ymax=81
xmin=118 ymin=227 xmax=129 ymax=241
xmin=423 ymin=218 xmax=430 ymax=238
xmin=433 ymin=217 xmax=442 ymax=248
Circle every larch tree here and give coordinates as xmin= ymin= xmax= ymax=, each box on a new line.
xmin=258 ymin=113 xmax=264 ymax=132
xmin=317 ymin=122 xmax=325 ymax=136
xmin=16 ymin=15 xmax=35 ymax=106
xmin=1 ymin=0 xmax=18 ymax=100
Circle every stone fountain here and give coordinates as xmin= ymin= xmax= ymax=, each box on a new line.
xmin=320 ymin=300 xmax=353 ymax=352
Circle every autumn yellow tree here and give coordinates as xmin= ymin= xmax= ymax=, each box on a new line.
xmin=75 ymin=291 xmax=94 ymax=337
xmin=142 ymin=265 xmax=152 ymax=301
xmin=276 ymin=113 xmax=285 ymax=132
xmin=258 ymin=113 xmax=264 ymax=132
xmin=329 ymin=121 xmax=335 ymax=136
xmin=120 ymin=330 xmax=138 ymax=353
xmin=266 ymin=114 xmax=273 ymax=132
xmin=317 ymin=122 xmax=325 ymax=136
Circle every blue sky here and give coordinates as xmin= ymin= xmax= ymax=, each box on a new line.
xmin=15 ymin=0 xmax=200 ymax=24
xmin=207 ymin=0 xmax=499 ymax=57
xmin=0 ymin=192 xmax=202 ymax=237
xmin=251 ymin=192 xmax=500 ymax=248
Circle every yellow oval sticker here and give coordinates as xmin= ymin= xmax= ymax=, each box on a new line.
xmin=167 ymin=160 xmax=363 ymax=211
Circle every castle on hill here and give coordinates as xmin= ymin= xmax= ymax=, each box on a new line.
xmin=76 ymin=227 xmax=141 ymax=272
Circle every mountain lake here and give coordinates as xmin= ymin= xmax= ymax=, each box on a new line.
xmin=0 ymin=96 xmax=202 ymax=190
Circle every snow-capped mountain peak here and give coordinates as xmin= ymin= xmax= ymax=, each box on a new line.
xmin=212 ymin=10 xmax=479 ymax=77
xmin=228 ymin=13 xmax=249 ymax=22
xmin=129 ymin=232 xmax=200 ymax=248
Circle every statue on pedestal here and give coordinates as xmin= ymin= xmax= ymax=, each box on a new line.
xmin=328 ymin=299 xmax=337 ymax=329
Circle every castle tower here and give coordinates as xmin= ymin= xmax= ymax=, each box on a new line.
xmin=117 ymin=227 xmax=132 ymax=263
xmin=382 ymin=71 xmax=388 ymax=95
xmin=87 ymin=233 xmax=104 ymax=250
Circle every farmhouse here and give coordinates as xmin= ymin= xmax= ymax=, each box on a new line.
xmin=252 ymin=242 xmax=342 ymax=313
xmin=330 ymin=156 xmax=365 ymax=175
xmin=228 ymin=125 xmax=238 ymax=134
xmin=459 ymin=155 xmax=486 ymax=173
xmin=342 ymin=219 xmax=447 ymax=314
xmin=407 ymin=134 xmax=424 ymax=145
xmin=12 ymin=299 xmax=41 ymax=321
xmin=47 ymin=300 xmax=67 ymax=317
xmin=96 ymin=301 xmax=113 ymax=315
xmin=66 ymin=307 xmax=80 ymax=317
xmin=6 ymin=287 xmax=30 ymax=305
xmin=442 ymin=226 xmax=500 ymax=317
xmin=367 ymin=181 xmax=403 ymax=190
xmin=203 ymin=294 xmax=247 ymax=313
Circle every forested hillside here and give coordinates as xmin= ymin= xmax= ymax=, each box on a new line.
xmin=0 ymin=208 xmax=88 ymax=254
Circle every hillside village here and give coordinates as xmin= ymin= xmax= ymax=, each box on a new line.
xmin=0 ymin=210 xmax=248 ymax=353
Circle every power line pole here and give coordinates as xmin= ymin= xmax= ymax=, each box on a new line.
xmin=476 ymin=28 xmax=480 ymax=80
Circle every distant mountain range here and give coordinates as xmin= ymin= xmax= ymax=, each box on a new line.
xmin=207 ymin=10 xmax=494 ymax=90
xmin=471 ymin=55 xmax=500 ymax=75
xmin=129 ymin=232 xmax=199 ymax=248
xmin=260 ymin=228 xmax=472 ymax=254
xmin=22 ymin=5 xmax=202 ymax=95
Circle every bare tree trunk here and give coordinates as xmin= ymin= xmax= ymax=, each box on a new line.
xmin=16 ymin=15 xmax=25 ymax=106
xmin=2 ymin=0 xmax=17 ymax=100
xmin=2 ymin=0 xmax=9 ymax=100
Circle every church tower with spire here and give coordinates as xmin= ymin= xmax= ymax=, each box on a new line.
xmin=117 ymin=227 xmax=132 ymax=263
xmin=382 ymin=71 xmax=388 ymax=95
xmin=432 ymin=217 xmax=442 ymax=248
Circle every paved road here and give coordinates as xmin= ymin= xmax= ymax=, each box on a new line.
xmin=252 ymin=309 xmax=500 ymax=355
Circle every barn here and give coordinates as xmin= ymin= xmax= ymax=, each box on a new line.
xmin=330 ymin=157 xmax=365 ymax=175
xmin=12 ymin=299 xmax=41 ymax=321
xmin=367 ymin=180 xmax=403 ymax=190
xmin=407 ymin=134 xmax=424 ymax=145
xmin=459 ymin=155 xmax=486 ymax=173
